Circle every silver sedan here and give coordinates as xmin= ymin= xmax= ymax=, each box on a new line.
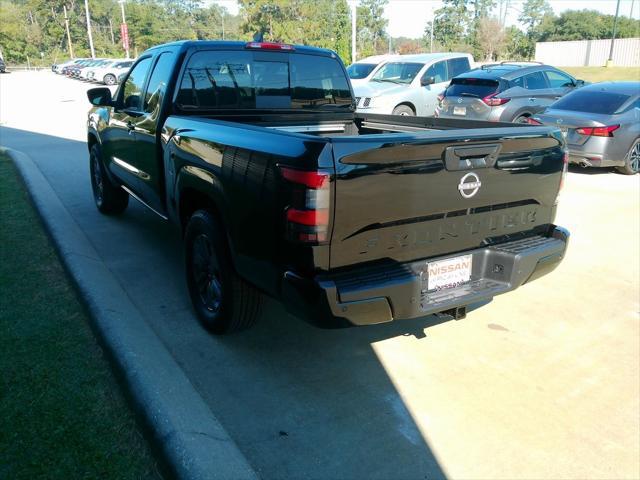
xmin=530 ymin=82 xmax=640 ymax=175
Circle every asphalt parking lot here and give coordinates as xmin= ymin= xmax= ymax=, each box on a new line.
xmin=1 ymin=71 xmax=638 ymax=479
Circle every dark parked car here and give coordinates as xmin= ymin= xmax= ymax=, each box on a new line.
xmin=436 ymin=62 xmax=584 ymax=123
xmin=530 ymin=82 xmax=640 ymax=175
xmin=86 ymin=40 xmax=569 ymax=334
xmin=0 ymin=58 xmax=6 ymax=73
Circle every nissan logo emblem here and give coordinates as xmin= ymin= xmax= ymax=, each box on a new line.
xmin=458 ymin=172 xmax=482 ymax=198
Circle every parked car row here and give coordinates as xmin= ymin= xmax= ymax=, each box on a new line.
xmin=52 ymin=57 xmax=134 ymax=85
xmin=348 ymin=54 xmax=638 ymax=174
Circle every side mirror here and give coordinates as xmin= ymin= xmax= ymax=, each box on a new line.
xmin=87 ymin=87 xmax=112 ymax=106
xmin=575 ymin=79 xmax=585 ymax=86
xmin=421 ymin=76 xmax=435 ymax=86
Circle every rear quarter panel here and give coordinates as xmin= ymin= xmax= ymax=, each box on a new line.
xmin=162 ymin=116 xmax=332 ymax=294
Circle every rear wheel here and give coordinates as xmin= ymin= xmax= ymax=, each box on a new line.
xmin=184 ymin=210 xmax=262 ymax=334
xmin=617 ymin=139 xmax=640 ymax=175
xmin=103 ymin=74 xmax=116 ymax=85
xmin=89 ymin=144 xmax=129 ymax=214
xmin=392 ymin=105 xmax=415 ymax=116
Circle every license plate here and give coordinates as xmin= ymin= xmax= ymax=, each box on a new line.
xmin=427 ymin=254 xmax=472 ymax=291
xmin=453 ymin=106 xmax=466 ymax=116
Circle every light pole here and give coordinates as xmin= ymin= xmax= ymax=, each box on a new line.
xmin=350 ymin=0 xmax=357 ymax=63
xmin=607 ymin=0 xmax=621 ymax=67
xmin=119 ymin=0 xmax=130 ymax=59
xmin=84 ymin=0 xmax=96 ymax=58
xmin=63 ymin=4 xmax=74 ymax=58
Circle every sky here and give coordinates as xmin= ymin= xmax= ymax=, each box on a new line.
xmin=212 ymin=0 xmax=640 ymax=39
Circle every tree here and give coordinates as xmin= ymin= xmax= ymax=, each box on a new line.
xmin=476 ymin=17 xmax=506 ymax=60
xmin=425 ymin=0 xmax=472 ymax=52
xmin=517 ymin=0 xmax=553 ymax=58
xmin=356 ymin=0 xmax=388 ymax=57
xmin=538 ymin=10 xmax=640 ymax=41
xmin=503 ymin=25 xmax=528 ymax=60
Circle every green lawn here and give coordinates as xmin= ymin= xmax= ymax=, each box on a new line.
xmin=0 ymin=151 xmax=160 ymax=479
xmin=560 ymin=66 xmax=640 ymax=82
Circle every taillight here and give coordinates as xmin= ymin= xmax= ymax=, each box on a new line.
xmin=525 ymin=117 xmax=543 ymax=125
xmin=280 ymin=166 xmax=330 ymax=243
xmin=575 ymin=125 xmax=619 ymax=137
xmin=482 ymin=92 xmax=510 ymax=107
xmin=245 ymin=41 xmax=295 ymax=51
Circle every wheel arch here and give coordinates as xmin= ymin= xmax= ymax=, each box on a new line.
xmin=394 ymin=102 xmax=416 ymax=114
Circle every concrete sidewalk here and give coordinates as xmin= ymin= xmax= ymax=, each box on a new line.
xmin=6 ymin=146 xmax=257 ymax=480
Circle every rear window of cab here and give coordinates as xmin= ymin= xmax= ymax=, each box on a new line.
xmin=176 ymin=50 xmax=352 ymax=111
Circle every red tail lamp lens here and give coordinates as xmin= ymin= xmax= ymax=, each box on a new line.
xmin=576 ymin=125 xmax=619 ymax=137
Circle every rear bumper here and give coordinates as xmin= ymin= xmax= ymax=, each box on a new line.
xmin=283 ymin=226 xmax=569 ymax=327
xmin=567 ymin=139 xmax=625 ymax=167
xmin=568 ymin=152 xmax=624 ymax=168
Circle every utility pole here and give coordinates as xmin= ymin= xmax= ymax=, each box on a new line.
xmin=350 ymin=1 xmax=356 ymax=63
xmin=119 ymin=0 xmax=130 ymax=59
xmin=222 ymin=12 xmax=225 ymax=40
xmin=84 ymin=0 xmax=95 ymax=58
xmin=63 ymin=4 xmax=74 ymax=58
xmin=607 ymin=0 xmax=621 ymax=66
xmin=430 ymin=15 xmax=435 ymax=53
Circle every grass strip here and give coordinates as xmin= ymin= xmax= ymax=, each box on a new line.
xmin=0 ymin=151 xmax=160 ymax=479
xmin=561 ymin=66 xmax=640 ymax=82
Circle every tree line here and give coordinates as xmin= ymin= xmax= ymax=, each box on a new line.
xmin=425 ymin=0 xmax=640 ymax=61
xmin=0 ymin=0 xmax=638 ymax=66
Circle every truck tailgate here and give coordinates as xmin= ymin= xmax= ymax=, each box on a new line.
xmin=329 ymin=127 xmax=564 ymax=269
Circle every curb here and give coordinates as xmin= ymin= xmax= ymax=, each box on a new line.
xmin=5 ymin=147 xmax=258 ymax=480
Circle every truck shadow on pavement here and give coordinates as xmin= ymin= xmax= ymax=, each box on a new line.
xmin=1 ymin=126 xmax=448 ymax=480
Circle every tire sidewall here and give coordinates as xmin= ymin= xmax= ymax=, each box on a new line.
xmin=621 ymin=139 xmax=640 ymax=175
xmin=184 ymin=211 xmax=235 ymax=334
xmin=89 ymin=145 xmax=105 ymax=210
xmin=392 ymin=105 xmax=415 ymax=116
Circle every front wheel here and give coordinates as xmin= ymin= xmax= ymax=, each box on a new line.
xmin=103 ymin=74 xmax=116 ymax=85
xmin=184 ymin=210 xmax=262 ymax=334
xmin=392 ymin=105 xmax=415 ymax=116
xmin=89 ymin=144 xmax=129 ymax=214
xmin=617 ymin=139 xmax=640 ymax=175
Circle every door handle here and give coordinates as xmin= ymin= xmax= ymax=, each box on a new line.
xmin=444 ymin=144 xmax=502 ymax=170
xmin=528 ymin=97 xmax=536 ymax=102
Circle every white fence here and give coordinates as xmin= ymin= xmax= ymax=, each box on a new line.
xmin=535 ymin=37 xmax=640 ymax=67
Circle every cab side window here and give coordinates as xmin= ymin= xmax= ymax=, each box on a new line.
xmin=122 ymin=57 xmax=152 ymax=111
xmin=144 ymin=52 xmax=174 ymax=113
xmin=523 ymin=71 xmax=548 ymax=90
xmin=448 ymin=57 xmax=470 ymax=78
xmin=423 ymin=60 xmax=448 ymax=84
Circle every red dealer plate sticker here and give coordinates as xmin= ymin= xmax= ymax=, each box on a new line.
xmin=427 ymin=254 xmax=473 ymax=291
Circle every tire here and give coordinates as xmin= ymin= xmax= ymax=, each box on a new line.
xmin=392 ymin=104 xmax=415 ymax=116
xmin=103 ymin=74 xmax=116 ymax=86
xmin=184 ymin=210 xmax=262 ymax=334
xmin=89 ymin=144 xmax=129 ymax=214
xmin=616 ymin=139 xmax=640 ymax=175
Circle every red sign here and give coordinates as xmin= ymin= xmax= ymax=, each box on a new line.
xmin=120 ymin=23 xmax=129 ymax=51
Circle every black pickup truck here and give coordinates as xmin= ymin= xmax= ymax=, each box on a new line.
xmin=86 ymin=40 xmax=569 ymax=334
